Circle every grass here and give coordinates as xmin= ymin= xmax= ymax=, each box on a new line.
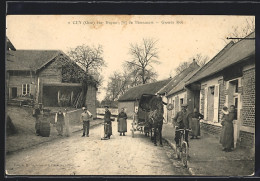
xmin=6 ymin=106 xmax=103 ymax=154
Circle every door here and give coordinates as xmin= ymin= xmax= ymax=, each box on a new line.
xmin=207 ymin=86 xmax=215 ymax=122
xmin=11 ymin=87 xmax=17 ymax=98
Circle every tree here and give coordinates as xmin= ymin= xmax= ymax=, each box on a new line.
xmin=224 ymin=17 xmax=255 ymax=43
xmin=174 ymin=54 xmax=209 ymax=75
xmin=68 ymin=44 xmax=105 ymax=74
xmin=66 ymin=44 xmax=106 ymax=107
xmin=126 ymin=38 xmax=160 ymax=85
xmin=105 ymin=71 xmax=130 ymax=101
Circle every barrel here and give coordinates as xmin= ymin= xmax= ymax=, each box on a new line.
xmin=39 ymin=115 xmax=51 ymax=137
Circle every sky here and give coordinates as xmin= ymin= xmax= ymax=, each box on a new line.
xmin=6 ymin=15 xmax=254 ymax=101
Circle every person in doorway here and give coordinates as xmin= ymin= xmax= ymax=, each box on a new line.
xmin=189 ymin=108 xmax=204 ymax=139
xmin=32 ymin=103 xmax=43 ymax=136
xmin=220 ymin=105 xmax=235 ymax=152
xmin=80 ymin=106 xmax=93 ymax=137
xmin=104 ymin=106 xmax=112 ymax=139
xmin=173 ymin=103 xmax=190 ymax=147
xmin=55 ymin=109 xmax=65 ymax=136
xmin=117 ymin=108 xmax=128 ymax=136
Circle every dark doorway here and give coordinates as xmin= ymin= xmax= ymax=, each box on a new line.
xmin=11 ymin=87 xmax=17 ymax=98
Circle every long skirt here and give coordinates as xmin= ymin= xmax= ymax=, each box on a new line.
xmin=190 ymin=118 xmax=200 ymax=137
xmin=105 ymin=122 xmax=112 ymax=136
xmin=220 ymin=122 xmax=234 ymax=149
xmin=118 ymin=118 xmax=127 ymax=132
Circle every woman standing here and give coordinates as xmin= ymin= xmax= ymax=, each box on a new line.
xmin=189 ymin=108 xmax=204 ymax=139
xmin=117 ymin=108 xmax=128 ymax=136
xmin=220 ymin=105 xmax=235 ymax=152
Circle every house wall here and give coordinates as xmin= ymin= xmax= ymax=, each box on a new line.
xmin=7 ymin=73 xmax=37 ymax=99
xmin=198 ymin=62 xmax=255 ymax=148
xmin=167 ymin=91 xmax=187 ymax=123
xmin=118 ymin=101 xmax=136 ymax=119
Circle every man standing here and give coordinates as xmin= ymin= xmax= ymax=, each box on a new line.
xmin=32 ymin=103 xmax=43 ymax=136
xmin=55 ymin=109 xmax=65 ymax=136
xmin=173 ymin=103 xmax=190 ymax=146
xmin=117 ymin=108 xmax=128 ymax=136
xmin=104 ymin=106 xmax=112 ymax=139
xmin=80 ymin=106 xmax=93 ymax=137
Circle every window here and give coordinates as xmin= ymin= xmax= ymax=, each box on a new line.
xmin=22 ymin=84 xmax=30 ymax=95
xmin=180 ymin=98 xmax=183 ymax=105
xmin=230 ymin=79 xmax=238 ymax=93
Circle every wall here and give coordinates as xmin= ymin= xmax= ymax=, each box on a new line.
xmin=8 ymin=73 xmax=37 ymax=98
xmin=85 ymin=85 xmax=97 ymax=118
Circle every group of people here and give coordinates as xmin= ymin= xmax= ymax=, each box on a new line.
xmin=173 ymin=104 xmax=204 ymax=147
xmin=173 ymin=103 xmax=236 ymax=152
xmin=80 ymin=106 xmax=128 ymax=139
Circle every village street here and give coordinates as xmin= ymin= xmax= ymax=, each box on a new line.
xmin=5 ymin=120 xmax=189 ymax=175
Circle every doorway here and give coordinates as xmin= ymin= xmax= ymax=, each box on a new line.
xmin=207 ymin=86 xmax=215 ymax=122
xmin=11 ymin=87 xmax=17 ymax=99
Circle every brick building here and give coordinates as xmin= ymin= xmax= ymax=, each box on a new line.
xmin=6 ymin=39 xmax=97 ymax=117
xmin=185 ymin=32 xmax=255 ymax=149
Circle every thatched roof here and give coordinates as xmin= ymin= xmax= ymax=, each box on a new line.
xmin=186 ymin=32 xmax=255 ymax=85
xmin=118 ymin=79 xmax=171 ymax=102
xmin=158 ymin=61 xmax=200 ymax=95
xmin=6 ymin=50 xmax=63 ymax=71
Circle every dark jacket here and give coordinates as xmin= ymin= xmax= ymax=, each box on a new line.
xmin=173 ymin=111 xmax=190 ymax=129
xmin=118 ymin=112 xmax=127 ymax=120
xmin=104 ymin=110 xmax=112 ymax=123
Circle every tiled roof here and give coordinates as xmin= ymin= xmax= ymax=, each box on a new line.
xmin=6 ymin=50 xmax=62 ymax=71
xmin=158 ymin=61 xmax=200 ymax=95
xmin=186 ymin=32 xmax=255 ymax=85
xmin=118 ymin=78 xmax=171 ymax=102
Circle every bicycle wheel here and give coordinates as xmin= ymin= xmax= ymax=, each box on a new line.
xmin=181 ymin=141 xmax=188 ymax=167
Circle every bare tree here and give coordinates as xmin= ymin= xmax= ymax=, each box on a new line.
xmin=105 ymin=71 xmax=130 ymax=101
xmin=173 ymin=54 xmax=209 ymax=75
xmin=126 ymin=38 xmax=160 ymax=85
xmin=67 ymin=44 xmax=105 ymax=74
xmin=224 ymin=17 xmax=255 ymax=44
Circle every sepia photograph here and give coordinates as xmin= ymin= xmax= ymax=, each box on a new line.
xmin=5 ymin=14 xmax=255 ymax=176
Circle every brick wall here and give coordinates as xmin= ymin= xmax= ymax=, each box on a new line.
xmin=239 ymin=131 xmax=254 ymax=148
xmin=218 ymin=79 xmax=225 ymax=122
xmin=242 ymin=68 xmax=255 ymax=128
xmin=200 ymin=122 xmax=222 ymax=136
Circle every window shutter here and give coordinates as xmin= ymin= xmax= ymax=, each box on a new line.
xmin=213 ymin=84 xmax=220 ymax=122
xmin=204 ymin=87 xmax=208 ymax=120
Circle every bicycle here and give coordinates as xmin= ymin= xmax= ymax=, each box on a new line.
xmin=175 ymin=128 xmax=191 ymax=168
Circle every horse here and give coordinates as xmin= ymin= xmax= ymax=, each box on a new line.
xmin=147 ymin=96 xmax=164 ymax=146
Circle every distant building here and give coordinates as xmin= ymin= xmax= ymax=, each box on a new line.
xmin=118 ymin=79 xmax=171 ymax=118
xmin=6 ymin=38 xmax=97 ymax=117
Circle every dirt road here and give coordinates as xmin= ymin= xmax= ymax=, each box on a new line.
xmin=5 ymin=121 xmax=189 ymax=175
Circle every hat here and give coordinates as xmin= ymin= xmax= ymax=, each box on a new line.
xmin=181 ymin=103 xmax=188 ymax=107
xmin=82 ymin=107 xmax=87 ymax=110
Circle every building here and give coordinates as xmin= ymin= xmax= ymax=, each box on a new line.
xmin=158 ymin=60 xmax=200 ymax=122
xmin=185 ymin=32 xmax=255 ymax=149
xmin=117 ymin=79 xmax=171 ymax=118
xmin=6 ymin=39 xmax=97 ymax=117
